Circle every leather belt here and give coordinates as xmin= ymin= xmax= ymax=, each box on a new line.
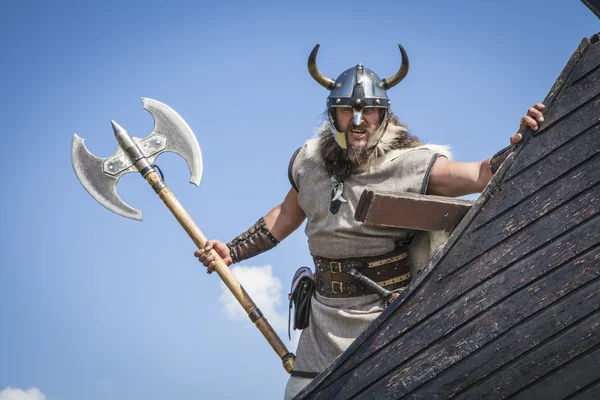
xmin=313 ymin=248 xmax=412 ymax=298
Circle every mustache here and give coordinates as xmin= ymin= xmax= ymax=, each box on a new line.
xmin=345 ymin=123 xmax=369 ymax=133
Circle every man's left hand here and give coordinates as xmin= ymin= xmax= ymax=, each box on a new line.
xmin=510 ymin=103 xmax=545 ymax=145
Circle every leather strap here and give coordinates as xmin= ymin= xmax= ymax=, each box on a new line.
xmin=313 ymin=248 xmax=412 ymax=298
xmin=226 ymin=217 xmax=279 ymax=263
xmin=489 ymin=145 xmax=513 ymax=174
xmin=291 ymin=370 xmax=320 ymax=379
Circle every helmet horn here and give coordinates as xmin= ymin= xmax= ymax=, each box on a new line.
xmin=308 ymin=44 xmax=336 ymax=90
xmin=381 ymin=44 xmax=410 ymax=89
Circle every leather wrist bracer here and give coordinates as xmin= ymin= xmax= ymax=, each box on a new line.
xmin=489 ymin=145 xmax=513 ymax=174
xmin=226 ymin=217 xmax=280 ymax=263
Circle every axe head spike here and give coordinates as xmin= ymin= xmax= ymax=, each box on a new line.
xmin=71 ymin=98 xmax=203 ymax=220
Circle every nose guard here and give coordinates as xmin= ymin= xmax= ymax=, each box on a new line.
xmin=353 ymin=110 xmax=363 ymax=126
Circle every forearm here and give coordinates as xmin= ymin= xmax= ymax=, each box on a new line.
xmin=468 ymin=146 xmax=513 ymax=192
xmin=472 ymin=145 xmax=515 ymax=191
xmin=227 ymin=189 xmax=305 ymax=263
xmin=476 ymin=157 xmax=494 ymax=192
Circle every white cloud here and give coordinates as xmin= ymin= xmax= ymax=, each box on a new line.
xmin=0 ymin=387 xmax=45 ymax=400
xmin=219 ymin=264 xmax=288 ymax=332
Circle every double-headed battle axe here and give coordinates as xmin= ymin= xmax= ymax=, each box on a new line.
xmin=71 ymin=98 xmax=295 ymax=372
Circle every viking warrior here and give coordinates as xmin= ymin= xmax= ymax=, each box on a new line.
xmin=195 ymin=44 xmax=545 ymax=399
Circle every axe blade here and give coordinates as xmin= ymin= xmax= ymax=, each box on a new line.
xmin=71 ymin=134 xmax=142 ymax=220
xmin=142 ymin=98 xmax=203 ymax=186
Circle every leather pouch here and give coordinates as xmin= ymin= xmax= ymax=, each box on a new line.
xmin=288 ymin=267 xmax=315 ymax=338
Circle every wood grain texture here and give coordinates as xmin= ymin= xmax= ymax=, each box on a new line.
xmin=355 ymin=190 xmax=473 ymax=232
xmin=511 ymin=346 xmax=600 ymax=400
xmin=569 ymin=379 xmax=600 ymax=400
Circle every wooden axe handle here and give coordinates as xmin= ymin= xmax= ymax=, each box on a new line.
xmin=145 ymin=171 xmax=295 ymax=373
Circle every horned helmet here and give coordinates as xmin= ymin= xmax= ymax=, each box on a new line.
xmin=308 ymin=44 xmax=409 ymax=149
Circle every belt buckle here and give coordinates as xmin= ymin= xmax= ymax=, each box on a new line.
xmin=330 ymin=261 xmax=343 ymax=273
xmin=331 ymin=281 xmax=343 ymax=294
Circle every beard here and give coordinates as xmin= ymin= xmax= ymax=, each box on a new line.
xmin=344 ymin=123 xmax=376 ymax=167
xmin=346 ymin=145 xmax=371 ymax=166
xmin=317 ymin=110 xmax=424 ymax=177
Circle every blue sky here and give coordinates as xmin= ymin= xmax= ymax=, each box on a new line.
xmin=0 ymin=1 xmax=597 ymax=399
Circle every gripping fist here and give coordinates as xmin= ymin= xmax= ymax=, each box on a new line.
xmin=194 ymin=240 xmax=233 ymax=274
xmin=510 ymin=103 xmax=545 ymax=145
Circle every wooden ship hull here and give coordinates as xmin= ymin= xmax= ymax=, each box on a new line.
xmin=295 ymin=24 xmax=600 ymax=400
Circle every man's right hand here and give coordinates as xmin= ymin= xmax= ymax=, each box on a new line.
xmin=194 ymin=240 xmax=233 ymax=274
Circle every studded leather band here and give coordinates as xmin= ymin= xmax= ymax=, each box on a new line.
xmin=313 ymin=248 xmax=412 ymax=298
xmin=226 ymin=217 xmax=279 ymax=263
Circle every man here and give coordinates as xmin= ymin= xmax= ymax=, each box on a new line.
xmin=195 ymin=44 xmax=545 ymax=399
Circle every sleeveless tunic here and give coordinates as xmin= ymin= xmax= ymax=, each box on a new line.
xmin=291 ymin=138 xmax=440 ymax=259
xmin=286 ymin=139 xmax=443 ymax=390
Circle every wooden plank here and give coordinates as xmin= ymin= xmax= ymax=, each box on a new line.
xmin=499 ymin=94 xmax=599 ymax=188
xmin=535 ymin=61 xmax=600 ymax=132
xmin=541 ymin=36 xmax=590 ymax=110
xmin=499 ymin=38 xmax=598 ymax=181
xmin=368 ymin=246 xmax=600 ymax=399
xmin=440 ymin=158 xmax=600 ymax=278
xmin=503 ymin=95 xmax=600 ymax=183
xmin=409 ymin=276 xmax=600 ymax=399
xmin=568 ymin=40 xmax=600 ymax=84
xmin=570 ymin=379 xmax=600 ymax=399
xmin=317 ymin=180 xmax=599 ymax=391
xmin=348 ymin=245 xmax=600 ymax=399
xmin=318 ymin=183 xmax=600 ymax=385
xmin=476 ymin=121 xmax=600 ymax=230
xmin=512 ymin=347 xmax=600 ymax=400
xmin=315 ymin=189 xmax=599 ymax=390
xmin=452 ymin=312 xmax=600 ymax=399
xmin=304 ymin=214 xmax=600 ymax=399
xmin=354 ymin=190 xmax=473 ymax=232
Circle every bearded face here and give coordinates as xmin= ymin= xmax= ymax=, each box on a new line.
xmin=318 ymin=109 xmax=423 ymax=177
xmin=345 ymin=122 xmax=376 ymax=166
xmin=334 ymin=107 xmax=384 ymax=166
